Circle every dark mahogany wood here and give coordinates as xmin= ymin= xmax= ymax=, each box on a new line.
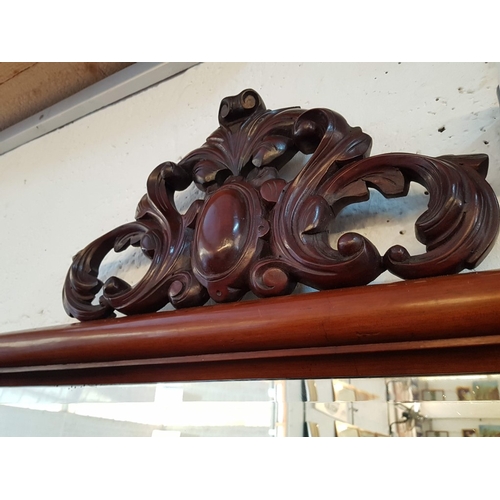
xmin=63 ymin=89 xmax=500 ymax=321
xmin=4 ymin=270 xmax=500 ymax=386
xmin=3 ymin=342 xmax=500 ymax=387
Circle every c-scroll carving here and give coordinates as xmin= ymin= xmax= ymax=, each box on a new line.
xmin=63 ymin=89 xmax=500 ymax=321
xmin=63 ymin=162 xmax=208 ymax=320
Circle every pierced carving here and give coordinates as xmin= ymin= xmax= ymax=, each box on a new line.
xmin=63 ymin=89 xmax=500 ymax=321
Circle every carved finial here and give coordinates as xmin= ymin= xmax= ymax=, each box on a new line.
xmin=63 ymin=90 xmax=500 ymax=321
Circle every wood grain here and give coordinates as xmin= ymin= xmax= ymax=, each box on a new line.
xmin=0 ymin=62 xmax=133 ymax=131
xmin=0 ymin=62 xmax=37 ymax=85
xmin=3 ymin=269 xmax=500 ymax=386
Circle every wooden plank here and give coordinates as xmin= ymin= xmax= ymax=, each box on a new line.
xmin=0 ymin=269 xmax=500 ymax=385
xmin=0 ymin=63 xmax=199 ymax=156
xmin=0 ymin=62 xmax=37 ymax=85
xmin=0 ymin=62 xmax=133 ymax=131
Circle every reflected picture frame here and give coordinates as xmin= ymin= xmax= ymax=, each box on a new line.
xmin=462 ymin=429 xmax=477 ymax=437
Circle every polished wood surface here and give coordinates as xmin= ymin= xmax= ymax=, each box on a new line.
xmin=63 ymin=89 xmax=499 ymax=321
xmin=3 ymin=269 xmax=500 ymax=386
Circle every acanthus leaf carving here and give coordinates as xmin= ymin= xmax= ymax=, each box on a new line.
xmin=63 ymin=89 xmax=500 ymax=321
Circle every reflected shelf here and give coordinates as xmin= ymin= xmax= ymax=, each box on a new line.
xmin=2 ymin=375 xmax=500 ymax=437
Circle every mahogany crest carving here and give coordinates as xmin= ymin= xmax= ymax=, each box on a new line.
xmin=63 ymin=89 xmax=500 ymax=321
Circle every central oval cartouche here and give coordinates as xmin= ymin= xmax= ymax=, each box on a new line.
xmin=195 ymin=186 xmax=250 ymax=276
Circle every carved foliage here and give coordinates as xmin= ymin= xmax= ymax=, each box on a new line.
xmin=63 ymin=89 xmax=500 ymax=321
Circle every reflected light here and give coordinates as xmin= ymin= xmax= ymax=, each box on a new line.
xmin=335 ymin=422 xmax=350 ymax=433
xmin=333 ymin=383 xmax=344 ymax=393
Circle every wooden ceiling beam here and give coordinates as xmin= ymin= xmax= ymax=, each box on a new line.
xmin=0 ymin=62 xmax=133 ymax=132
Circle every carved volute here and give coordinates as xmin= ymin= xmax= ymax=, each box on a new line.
xmin=63 ymin=89 xmax=500 ymax=321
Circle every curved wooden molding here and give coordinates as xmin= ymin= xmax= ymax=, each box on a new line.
xmin=63 ymin=89 xmax=500 ymax=321
xmin=4 ymin=270 xmax=500 ymax=386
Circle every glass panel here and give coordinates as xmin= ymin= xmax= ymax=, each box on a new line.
xmin=0 ymin=381 xmax=277 ymax=437
xmin=304 ymin=375 xmax=500 ymax=437
xmin=2 ymin=375 xmax=500 ymax=436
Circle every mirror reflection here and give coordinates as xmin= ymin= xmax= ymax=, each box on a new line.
xmin=1 ymin=375 xmax=500 ymax=437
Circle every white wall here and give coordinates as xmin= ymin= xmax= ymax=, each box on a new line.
xmin=1 ymin=62 xmax=499 ymax=334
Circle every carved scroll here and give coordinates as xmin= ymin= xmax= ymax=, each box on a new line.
xmin=63 ymin=89 xmax=500 ymax=321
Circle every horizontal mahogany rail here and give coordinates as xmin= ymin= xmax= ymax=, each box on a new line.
xmin=1 ymin=270 xmax=500 ymax=386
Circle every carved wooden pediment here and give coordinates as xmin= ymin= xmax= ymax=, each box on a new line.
xmin=63 ymin=89 xmax=500 ymax=321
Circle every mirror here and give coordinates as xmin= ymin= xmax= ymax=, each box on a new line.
xmin=2 ymin=374 xmax=500 ymax=437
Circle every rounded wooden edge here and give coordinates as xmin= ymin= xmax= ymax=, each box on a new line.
xmin=1 ymin=270 xmax=500 ymax=384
